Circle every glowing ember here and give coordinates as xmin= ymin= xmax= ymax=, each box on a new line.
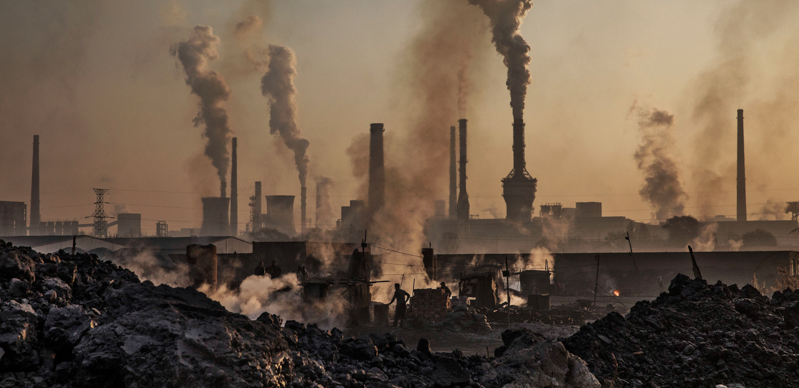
xmin=613 ymin=290 xmax=620 ymax=297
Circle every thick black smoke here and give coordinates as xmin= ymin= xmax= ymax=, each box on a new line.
xmin=261 ymin=45 xmax=310 ymax=188
xmin=173 ymin=25 xmax=233 ymax=197
xmin=467 ymin=0 xmax=533 ymax=120
xmin=633 ymin=105 xmax=687 ymax=221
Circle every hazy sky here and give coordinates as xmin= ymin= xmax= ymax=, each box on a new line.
xmin=2 ymin=0 xmax=798 ymax=235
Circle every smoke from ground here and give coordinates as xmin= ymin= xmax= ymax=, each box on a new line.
xmin=348 ymin=0 xmax=488 ymax=276
xmin=202 ymin=273 xmax=348 ymax=329
xmin=690 ymin=222 xmax=718 ymax=251
xmin=468 ymin=0 xmax=533 ymax=120
xmin=172 ymin=25 xmax=233 ymax=198
xmin=758 ymin=200 xmax=789 ymax=221
xmin=261 ymin=45 xmax=310 ymax=188
xmin=105 ymin=248 xmax=190 ymax=287
xmin=631 ymin=103 xmax=687 ymax=221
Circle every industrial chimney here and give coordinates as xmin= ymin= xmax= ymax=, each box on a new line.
xmin=449 ymin=126 xmax=457 ymax=219
xmin=368 ymin=123 xmax=385 ymax=221
xmin=251 ymin=181 xmax=262 ymax=231
xmin=737 ymin=109 xmax=747 ymax=222
xmin=230 ymin=137 xmax=238 ymax=236
xmin=201 ymin=197 xmax=231 ymax=236
xmin=30 ymin=135 xmax=40 ymax=235
xmin=457 ymin=119 xmax=470 ymax=221
xmin=502 ymin=118 xmax=537 ymax=223
xmin=301 ymin=186 xmax=307 ymax=234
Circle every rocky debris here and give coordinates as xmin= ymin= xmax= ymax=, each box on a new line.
xmin=417 ymin=305 xmax=492 ymax=333
xmin=0 ymin=239 xmax=599 ymax=388
xmin=483 ymin=304 xmax=601 ymax=326
xmin=477 ymin=329 xmax=600 ymax=388
xmin=563 ymin=274 xmax=799 ymax=387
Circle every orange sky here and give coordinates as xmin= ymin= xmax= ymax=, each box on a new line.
xmin=1 ymin=0 xmax=798 ymax=235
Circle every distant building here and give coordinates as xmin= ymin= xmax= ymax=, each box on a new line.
xmin=0 ymin=201 xmax=27 ymax=236
xmin=117 ymin=213 xmax=142 ymax=238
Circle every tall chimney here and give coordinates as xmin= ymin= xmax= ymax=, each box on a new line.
xmin=368 ymin=123 xmax=385 ymax=221
xmin=301 ymin=186 xmax=307 ymax=234
xmin=502 ymin=118 xmax=537 ymax=222
xmin=737 ymin=109 xmax=747 ymax=222
xmin=230 ymin=137 xmax=238 ymax=236
xmin=30 ymin=135 xmax=40 ymax=234
xmin=252 ymin=181 xmax=262 ymax=230
xmin=449 ymin=125 xmax=457 ymax=219
xmin=457 ymin=119 xmax=470 ymax=220
xmin=315 ymin=182 xmax=321 ymax=229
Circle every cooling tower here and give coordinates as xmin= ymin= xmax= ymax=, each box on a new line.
xmin=265 ymin=195 xmax=296 ymax=236
xmin=200 ymin=197 xmax=231 ymax=236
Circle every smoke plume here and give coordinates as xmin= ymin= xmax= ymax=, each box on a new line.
xmin=689 ymin=1 xmax=797 ymax=218
xmin=261 ymin=45 xmax=310 ymax=188
xmin=173 ymin=26 xmax=233 ymax=198
xmin=632 ymin=104 xmax=687 ymax=221
xmin=468 ymin=0 xmax=533 ymax=120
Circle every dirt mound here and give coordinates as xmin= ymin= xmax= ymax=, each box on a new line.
xmin=562 ymin=273 xmax=799 ymax=388
xmin=0 ymin=240 xmax=598 ymax=388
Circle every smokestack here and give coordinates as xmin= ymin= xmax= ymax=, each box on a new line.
xmin=368 ymin=123 xmax=385 ymax=220
xmin=457 ymin=119 xmax=470 ymax=220
xmin=502 ymin=118 xmax=537 ymax=222
xmin=30 ymin=135 xmax=40 ymax=234
xmin=301 ymin=186 xmax=307 ymax=234
xmin=315 ymin=183 xmax=321 ymax=229
xmin=230 ymin=137 xmax=238 ymax=236
xmin=737 ymin=109 xmax=747 ymax=222
xmin=252 ymin=181 xmax=262 ymax=230
xmin=449 ymin=126 xmax=457 ymax=219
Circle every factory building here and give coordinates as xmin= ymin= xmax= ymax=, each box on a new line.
xmin=0 ymin=201 xmax=27 ymax=236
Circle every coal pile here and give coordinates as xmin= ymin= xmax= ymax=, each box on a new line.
xmin=0 ymin=240 xmax=598 ymax=388
xmin=411 ymin=305 xmax=493 ymax=333
xmin=483 ymin=305 xmax=599 ymax=326
xmin=562 ymin=274 xmax=799 ymax=388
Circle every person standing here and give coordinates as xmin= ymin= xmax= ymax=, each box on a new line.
xmin=388 ymin=283 xmax=410 ymax=328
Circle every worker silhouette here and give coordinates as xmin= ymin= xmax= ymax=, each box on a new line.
xmin=254 ymin=262 xmax=266 ymax=277
xmin=388 ymin=283 xmax=411 ymax=328
xmin=265 ymin=260 xmax=282 ymax=279
xmin=440 ymin=282 xmax=452 ymax=299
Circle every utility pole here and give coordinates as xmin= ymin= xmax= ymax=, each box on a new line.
xmin=594 ymin=254 xmax=600 ymax=308
xmin=626 ymin=231 xmax=641 ymax=296
xmin=504 ymin=256 xmax=511 ymax=327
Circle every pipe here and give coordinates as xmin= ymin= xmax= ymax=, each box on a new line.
xmin=30 ymin=135 xmax=40 ymax=234
xmin=230 ymin=137 xmax=238 ymax=236
xmin=737 ymin=109 xmax=747 ymax=222
xmin=457 ymin=119 xmax=470 ymax=220
xmin=449 ymin=126 xmax=457 ymax=219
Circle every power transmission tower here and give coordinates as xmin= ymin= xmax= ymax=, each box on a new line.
xmin=87 ymin=188 xmax=112 ymax=238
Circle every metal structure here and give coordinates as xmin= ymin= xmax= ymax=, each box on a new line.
xmin=88 ymin=188 xmax=112 ymax=238
xmin=368 ymin=123 xmax=385 ymax=222
xmin=457 ymin=119 xmax=470 ymax=221
xmin=787 ymin=202 xmax=799 ymax=222
xmin=230 ymin=137 xmax=238 ymax=236
xmin=737 ymin=109 xmax=747 ymax=222
xmin=449 ymin=125 xmax=457 ymax=219
xmin=156 ymin=221 xmax=168 ymax=237
xmin=265 ymin=195 xmax=295 ymax=236
xmin=502 ymin=118 xmax=537 ymax=223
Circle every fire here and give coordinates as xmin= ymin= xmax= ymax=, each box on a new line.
xmin=613 ymin=290 xmax=620 ymax=297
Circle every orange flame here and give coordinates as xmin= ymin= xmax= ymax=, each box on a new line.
xmin=613 ymin=290 xmax=620 ymax=296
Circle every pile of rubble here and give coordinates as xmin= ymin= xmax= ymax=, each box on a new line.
xmin=0 ymin=240 xmax=598 ymax=388
xmin=483 ymin=305 xmax=600 ymax=326
xmin=563 ymin=274 xmax=799 ymax=387
xmin=418 ymin=305 xmax=493 ymax=333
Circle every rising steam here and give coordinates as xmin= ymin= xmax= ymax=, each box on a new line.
xmin=632 ymin=104 xmax=687 ymax=221
xmin=173 ymin=26 xmax=233 ymax=197
xmin=468 ymin=0 xmax=533 ymax=120
xmin=260 ymin=45 xmax=310 ymax=188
